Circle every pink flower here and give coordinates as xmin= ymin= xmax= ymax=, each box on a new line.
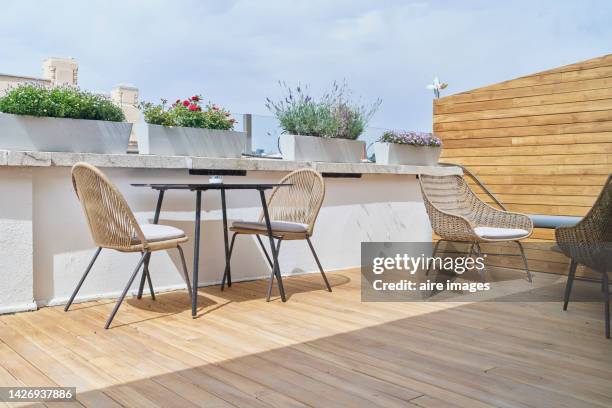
xmin=224 ymin=112 xmax=230 ymax=117
xmin=183 ymin=100 xmax=190 ymax=107
xmin=212 ymin=104 xmax=219 ymax=111
xmin=188 ymin=104 xmax=197 ymax=111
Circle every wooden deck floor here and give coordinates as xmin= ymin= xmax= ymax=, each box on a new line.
xmin=0 ymin=268 xmax=611 ymax=408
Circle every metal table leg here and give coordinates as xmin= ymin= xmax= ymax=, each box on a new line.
xmin=259 ymin=189 xmax=286 ymax=302
xmin=192 ymin=190 xmax=202 ymax=318
xmin=138 ymin=189 xmax=164 ymax=299
xmin=220 ymin=188 xmax=232 ymax=290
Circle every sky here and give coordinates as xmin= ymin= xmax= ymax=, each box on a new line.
xmin=1 ymin=0 xmax=611 ymax=132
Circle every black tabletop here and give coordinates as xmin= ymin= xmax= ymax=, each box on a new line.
xmin=131 ymin=183 xmax=291 ymax=190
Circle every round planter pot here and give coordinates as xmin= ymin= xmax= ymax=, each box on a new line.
xmin=374 ymin=142 xmax=441 ymax=166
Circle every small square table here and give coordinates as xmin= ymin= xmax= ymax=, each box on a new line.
xmin=132 ymin=182 xmax=291 ymax=317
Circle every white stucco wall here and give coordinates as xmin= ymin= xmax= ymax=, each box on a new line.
xmin=0 ymin=168 xmax=36 ymax=313
xmin=0 ymin=159 xmax=445 ymax=312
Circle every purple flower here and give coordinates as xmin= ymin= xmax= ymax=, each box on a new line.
xmin=379 ymin=130 xmax=441 ymax=147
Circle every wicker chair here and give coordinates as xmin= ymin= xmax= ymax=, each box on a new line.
xmin=556 ymin=175 xmax=612 ymax=338
xmin=419 ymin=174 xmax=533 ymax=281
xmin=65 ymin=162 xmax=192 ymax=329
xmin=226 ymin=168 xmax=331 ymax=301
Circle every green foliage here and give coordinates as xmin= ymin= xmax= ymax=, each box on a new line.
xmin=0 ymin=84 xmax=125 ymax=121
xmin=266 ymin=81 xmax=381 ymax=140
xmin=140 ymin=96 xmax=235 ymax=130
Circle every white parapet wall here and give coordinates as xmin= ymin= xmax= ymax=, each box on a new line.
xmin=0 ymin=150 xmax=461 ymax=312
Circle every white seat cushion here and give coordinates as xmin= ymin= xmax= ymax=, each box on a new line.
xmin=136 ymin=224 xmax=186 ymax=243
xmin=232 ymin=220 xmax=308 ymax=233
xmin=474 ymin=226 xmax=529 ymax=239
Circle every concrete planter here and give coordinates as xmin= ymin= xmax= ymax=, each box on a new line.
xmin=279 ymin=134 xmax=365 ymax=163
xmin=374 ymin=142 xmax=441 ymax=166
xmin=0 ymin=113 xmax=132 ymax=154
xmin=137 ymin=123 xmax=246 ymax=158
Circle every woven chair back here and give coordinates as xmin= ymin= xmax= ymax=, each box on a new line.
xmin=71 ymin=162 xmax=145 ymax=251
xmin=557 ymin=175 xmax=612 ymax=271
xmin=259 ymin=168 xmax=325 ymax=236
xmin=419 ymin=175 xmax=481 ymax=222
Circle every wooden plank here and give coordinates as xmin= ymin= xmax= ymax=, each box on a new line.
xmin=435 ymin=87 xmax=612 ymax=114
xmin=434 ymin=98 xmax=612 ymax=124
xmin=435 ymin=75 xmax=612 ymax=106
xmin=436 ymin=121 xmax=612 ymax=140
xmin=475 ymin=192 xmax=596 ymax=207
xmin=434 ymin=110 xmax=612 ymax=132
xmin=476 ymin=174 xmax=608 ymax=186
xmin=448 ymin=153 xmax=611 ymax=166
xmin=442 ymin=142 xmax=612 ymax=157
xmin=463 ymin=164 xmax=610 ymax=176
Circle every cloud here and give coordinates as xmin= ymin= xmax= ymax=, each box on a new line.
xmin=0 ymin=0 xmax=610 ymax=134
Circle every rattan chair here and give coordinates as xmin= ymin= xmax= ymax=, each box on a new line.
xmin=225 ymin=168 xmax=331 ymax=301
xmin=419 ymin=174 xmax=533 ymax=281
xmin=556 ymin=175 xmax=612 ymax=338
xmin=65 ymin=162 xmax=192 ymax=329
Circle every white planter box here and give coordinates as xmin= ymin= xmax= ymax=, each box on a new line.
xmin=374 ymin=142 xmax=441 ymax=166
xmin=0 ymin=113 xmax=132 ymax=154
xmin=279 ymin=134 xmax=365 ymax=163
xmin=137 ymin=123 xmax=246 ymax=158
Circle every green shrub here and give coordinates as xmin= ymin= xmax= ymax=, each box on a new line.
xmin=139 ymin=96 xmax=236 ymax=130
xmin=265 ymin=81 xmax=381 ymax=140
xmin=0 ymin=84 xmax=125 ymax=122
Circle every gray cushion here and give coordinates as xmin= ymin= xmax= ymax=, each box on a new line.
xmin=232 ymin=220 xmax=308 ymax=233
xmin=135 ymin=224 xmax=186 ymax=243
xmin=474 ymin=226 xmax=529 ymax=239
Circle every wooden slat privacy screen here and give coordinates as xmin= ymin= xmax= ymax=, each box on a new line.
xmin=433 ymin=54 xmax=612 ymax=276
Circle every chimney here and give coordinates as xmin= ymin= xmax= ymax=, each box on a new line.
xmin=111 ymin=84 xmax=139 ymax=106
xmin=42 ymin=57 xmax=78 ymax=86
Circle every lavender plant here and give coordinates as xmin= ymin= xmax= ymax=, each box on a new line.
xmin=266 ymin=81 xmax=381 ymax=140
xmin=379 ymin=130 xmax=442 ymax=147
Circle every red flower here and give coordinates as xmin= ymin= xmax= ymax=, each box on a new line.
xmin=191 ymin=95 xmax=200 ymax=101
xmin=175 ymin=99 xmax=180 ymax=104
xmin=188 ymin=104 xmax=197 ymax=111
xmin=183 ymin=100 xmax=190 ymax=107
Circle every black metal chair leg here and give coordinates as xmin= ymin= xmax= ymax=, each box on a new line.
xmin=146 ymin=263 xmax=156 ymax=300
xmin=177 ymin=245 xmax=192 ymax=301
xmin=426 ymin=240 xmax=442 ymax=276
xmin=137 ymin=253 xmax=155 ymax=300
xmin=64 ymin=247 xmax=102 ymax=311
xmin=603 ymin=271 xmax=610 ymax=339
xmin=306 ymin=237 xmax=331 ymax=292
xmin=563 ymin=260 xmax=577 ymax=311
xmin=221 ymin=232 xmax=238 ymax=291
xmin=516 ymin=241 xmax=532 ymax=283
xmin=105 ymin=252 xmax=148 ymax=329
xmin=256 ymin=234 xmax=274 ymax=268
xmin=266 ymin=238 xmax=282 ymax=301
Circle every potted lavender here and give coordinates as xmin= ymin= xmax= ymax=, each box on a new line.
xmin=266 ymin=81 xmax=380 ymax=163
xmin=374 ymin=131 xmax=442 ymax=166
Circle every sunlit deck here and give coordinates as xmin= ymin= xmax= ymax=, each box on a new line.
xmin=1 ymin=268 xmax=610 ymax=408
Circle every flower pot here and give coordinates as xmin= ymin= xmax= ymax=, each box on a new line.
xmin=0 ymin=113 xmax=132 ymax=154
xmin=136 ymin=123 xmax=246 ymax=158
xmin=279 ymin=134 xmax=365 ymax=163
xmin=374 ymin=142 xmax=441 ymax=166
